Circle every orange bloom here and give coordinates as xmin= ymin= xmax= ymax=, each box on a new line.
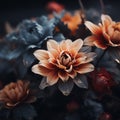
xmin=84 ymin=14 xmax=120 ymax=63
xmin=0 ymin=80 xmax=36 ymax=108
xmin=32 ymin=39 xmax=96 ymax=95
xmin=46 ymin=1 xmax=64 ymax=13
xmin=61 ymin=12 xmax=83 ymax=35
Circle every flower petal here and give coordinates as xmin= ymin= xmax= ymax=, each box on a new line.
xmin=68 ymin=70 xmax=77 ymax=79
xmin=58 ymin=70 xmax=69 ymax=81
xmin=73 ymin=56 xmax=87 ymax=66
xmin=101 ymin=14 xmax=113 ymax=28
xmin=32 ymin=64 xmax=51 ymax=76
xmin=85 ymin=21 xmax=101 ymax=35
xmin=84 ymin=52 xmax=97 ymax=63
xmin=47 ymin=39 xmax=59 ymax=51
xmin=69 ymin=39 xmax=83 ymax=57
xmin=75 ymin=52 xmax=96 ymax=65
xmin=84 ymin=36 xmax=97 ymax=46
xmin=75 ymin=63 xmax=94 ymax=74
xmin=47 ymin=71 xmax=59 ymax=85
xmin=94 ymin=37 xmax=108 ymax=49
xmin=0 ymin=91 xmax=9 ymax=102
xmin=48 ymin=48 xmax=59 ymax=59
xmin=85 ymin=32 xmax=108 ymax=49
xmin=58 ymin=79 xmax=74 ymax=96
xmin=60 ymin=39 xmax=72 ymax=51
xmin=80 ymin=46 xmax=92 ymax=53
xmin=40 ymin=60 xmax=56 ymax=69
xmin=71 ymin=39 xmax=83 ymax=52
xmin=33 ymin=50 xmax=49 ymax=61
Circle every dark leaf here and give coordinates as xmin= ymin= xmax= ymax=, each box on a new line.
xmin=74 ymin=75 xmax=88 ymax=89
xmin=58 ymin=79 xmax=74 ymax=96
xmin=39 ymin=77 xmax=50 ymax=90
xmin=53 ymin=33 xmax=65 ymax=42
xmin=109 ymin=47 xmax=120 ymax=64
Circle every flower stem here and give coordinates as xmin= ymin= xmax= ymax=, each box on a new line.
xmin=99 ymin=0 xmax=105 ymax=14
xmin=95 ymin=49 xmax=108 ymax=67
xmin=78 ymin=0 xmax=86 ymax=17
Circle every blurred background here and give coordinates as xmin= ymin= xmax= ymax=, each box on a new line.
xmin=0 ymin=0 xmax=120 ymax=36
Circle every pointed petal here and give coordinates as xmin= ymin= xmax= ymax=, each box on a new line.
xmin=58 ymin=70 xmax=69 ymax=81
xmin=68 ymin=70 xmax=77 ymax=79
xmin=83 ymin=52 xmax=97 ymax=63
xmin=75 ymin=52 xmax=96 ymax=65
xmin=33 ymin=50 xmax=49 ymax=61
xmin=69 ymin=39 xmax=83 ymax=57
xmin=75 ymin=63 xmax=94 ymax=74
xmin=85 ymin=21 xmax=101 ymax=34
xmin=80 ymin=46 xmax=92 ymax=53
xmin=85 ymin=31 xmax=109 ymax=49
xmin=86 ymin=52 xmax=97 ymax=59
xmin=84 ymin=36 xmax=97 ymax=46
xmin=47 ymin=71 xmax=59 ymax=85
xmin=58 ymin=79 xmax=74 ymax=96
xmin=74 ymin=75 xmax=88 ymax=88
xmin=6 ymin=102 xmax=18 ymax=107
xmin=40 ymin=60 xmax=56 ymax=69
xmin=0 ymin=91 xmax=9 ymax=102
xmin=60 ymin=39 xmax=72 ymax=51
xmin=32 ymin=64 xmax=51 ymax=76
xmin=3 ymin=90 xmax=14 ymax=101
xmin=48 ymin=48 xmax=59 ymax=59
xmin=94 ymin=38 xmax=108 ymax=49
xmin=101 ymin=14 xmax=113 ymax=27
xmin=71 ymin=39 xmax=83 ymax=52
xmin=73 ymin=56 xmax=87 ymax=66
xmin=65 ymin=39 xmax=72 ymax=46
xmin=47 ymin=39 xmax=59 ymax=51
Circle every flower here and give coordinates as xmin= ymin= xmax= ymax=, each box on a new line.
xmin=32 ymin=39 xmax=96 ymax=95
xmin=61 ymin=11 xmax=83 ymax=35
xmin=84 ymin=14 xmax=120 ymax=63
xmin=0 ymin=80 xmax=36 ymax=108
xmin=46 ymin=1 xmax=64 ymax=13
xmin=90 ymin=68 xmax=116 ymax=94
xmin=56 ymin=11 xmax=88 ymax=40
xmin=98 ymin=113 xmax=112 ymax=120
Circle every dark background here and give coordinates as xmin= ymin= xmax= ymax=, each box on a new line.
xmin=0 ymin=0 xmax=120 ymax=35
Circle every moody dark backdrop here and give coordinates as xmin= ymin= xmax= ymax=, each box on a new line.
xmin=0 ymin=0 xmax=120 ymax=35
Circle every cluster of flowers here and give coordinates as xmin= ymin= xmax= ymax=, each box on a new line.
xmin=0 ymin=1 xmax=119 ymax=120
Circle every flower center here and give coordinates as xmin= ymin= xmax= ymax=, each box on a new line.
xmin=114 ymin=23 xmax=120 ymax=31
xmin=59 ymin=51 xmax=72 ymax=66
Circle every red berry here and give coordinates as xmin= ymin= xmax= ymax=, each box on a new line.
xmin=90 ymin=68 xmax=116 ymax=94
xmin=46 ymin=2 xmax=64 ymax=13
xmin=99 ymin=113 xmax=112 ymax=120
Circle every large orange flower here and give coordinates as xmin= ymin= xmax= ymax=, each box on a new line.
xmin=84 ymin=14 xmax=120 ymax=63
xmin=0 ymin=80 xmax=36 ymax=108
xmin=32 ymin=39 xmax=96 ymax=95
